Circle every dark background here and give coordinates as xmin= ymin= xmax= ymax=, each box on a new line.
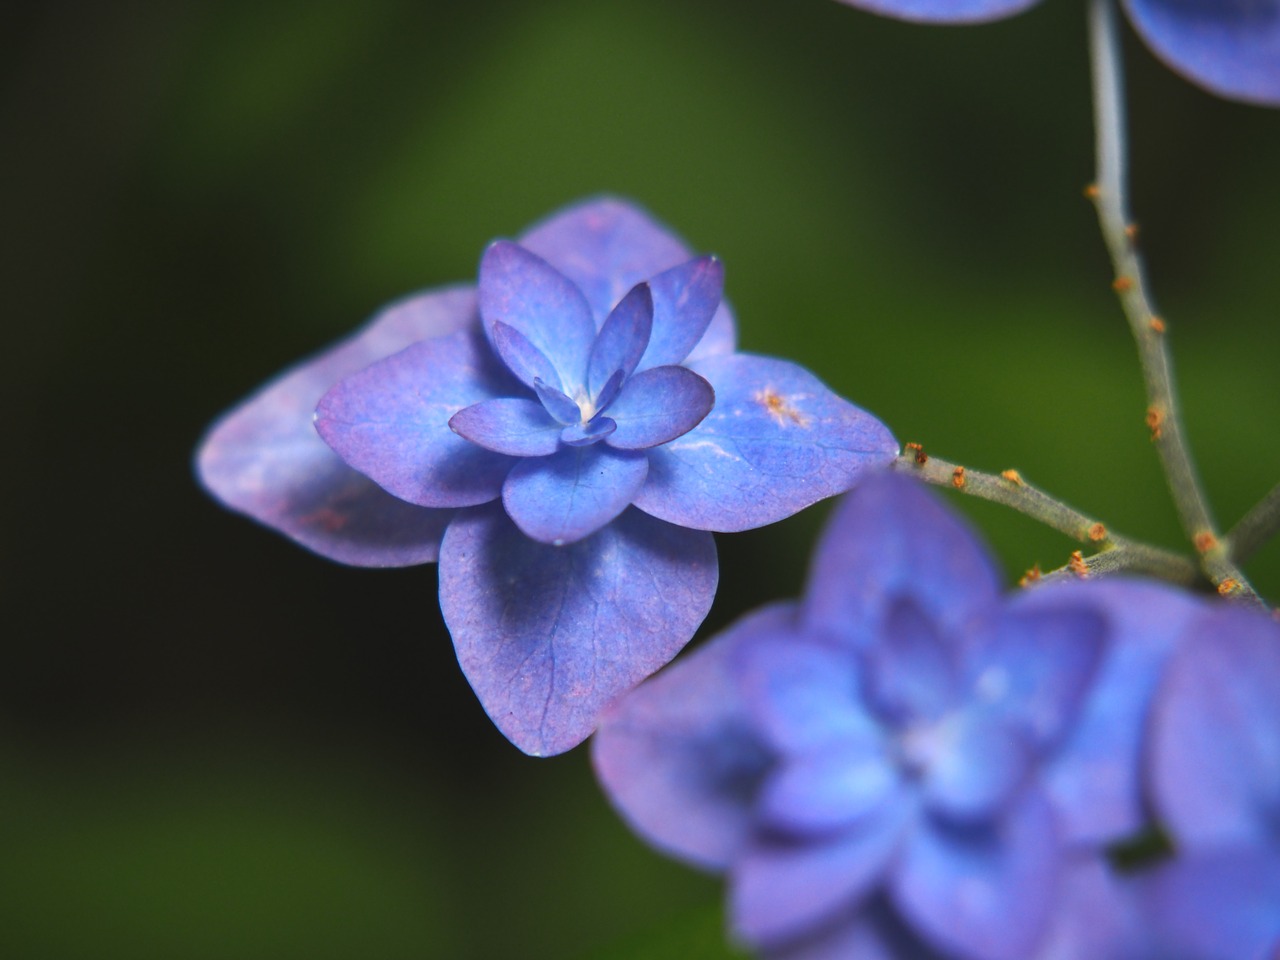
xmin=3 ymin=1 xmax=1278 ymax=958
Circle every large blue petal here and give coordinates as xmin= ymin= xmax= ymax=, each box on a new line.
xmin=802 ymin=472 xmax=1002 ymax=651
xmin=592 ymin=603 xmax=793 ymax=870
xmin=634 ymin=354 xmax=897 ymax=532
xmin=731 ymin=799 xmax=912 ymax=949
xmin=587 ymin=282 xmax=652 ymax=399
xmin=1034 ymin=579 xmax=1206 ymax=846
xmin=448 ymin=397 xmax=562 ymax=458
xmin=197 ymin=286 xmax=477 ymax=566
xmin=891 ymin=789 xmax=1061 ymax=960
xmin=502 ymin=445 xmax=649 ymax=545
xmin=441 ymin=505 xmax=717 ymax=757
xmin=637 ymin=255 xmax=725 ymax=371
xmin=1123 ymin=0 xmax=1280 ymax=106
xmin=478 ymin=241 xmax=596 ymax=394
xmin=315 ymin=327 xmax=516 ymax=508
xmin=1149 ymin=604 xmax=1280 ymax=849
xmin=605 ymin=366 xmax=715 ymax=451
xmin=834 ymin=0 xmax=1040 ymax=24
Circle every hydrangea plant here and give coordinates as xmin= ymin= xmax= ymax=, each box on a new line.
xmin=833 ymin=0 xmax=1280 ymax=107
xmin=593 ymin=472 xmax=1215 ymax=959
xmin=197 ymin=197 xmax=898 ymax=756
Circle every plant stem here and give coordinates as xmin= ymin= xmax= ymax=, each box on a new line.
xmin=893 ymin=450 xmax=1201 ymax=586
xmin=1085 ymin=0 xmax=1262 ymax=606
xmin=1227 ymin=482 xmax=1280 ymax=564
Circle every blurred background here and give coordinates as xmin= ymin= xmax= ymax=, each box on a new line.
xmin=3 ymin=1 xmax=1278 ymax=957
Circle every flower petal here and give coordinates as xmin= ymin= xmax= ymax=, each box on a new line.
xmin=758 ymin=745 xmax=899 ymax=837
xmin=518 ymin=196 xmax=695 ymax=323
xmin=921 ymin=710 xmax=1033 ymax=823
xmin=478 ymin=241 xmax=595 ymax=393
xmin=802 ymin=472 xmax=1002 ymax=650
xmin=1123 ymin=0 xmax=1280 ymax=106
xmin=502 ymin=445 xmax=649 ymax=545
xmin=606 ymin=366 xmax=715 ymax=451
xmin=560 ymin=417 xmax=616 ymax=446
xmin=638 ymin=255 xmax=725 ymax=370
xmin=1033 ymin=579 xmax=1206 ymax=846
xmin=587 ymin=282 xmax=653 ymax=398
xmin=196 ymin=285 xmax=475 ymax=565
xmin=441 ymin=504 xmax=717 ymax=757
xmin=731 ymin=798 xmax=912 ymax=949
xmin=1135 ymin=848 xmax=1280 ymax=960
xmin=592 ymin=603 xmax=794 ymax=870
xmin=1149 ymin=604 xmax=1280 ymax=849
xmin=891 ymin=789 xmax=1060 ymax=960
xmin=863 ymin=595 xmax=959 ymax=724
xmin=833 ymin=0 xmax=1039 ymax=24
xmin=736 ymin=635 xmax=880 ymax=755
xmin=448 ymin=398 xmax=562 ymax=457
xmin=314 ymin=327 xmax=516 ymax=508
xmin=490 ymin=319 xmax=563 ymax=393
xmin=764 ymin=899 xmax=948 ymax=960
xmin=532 ymin=377 xmax=582 ymax=425
xmin=963 ymin=601 xmax=1107 ymax=749
xmin=634 ymin=354 xmax=898 ymax=532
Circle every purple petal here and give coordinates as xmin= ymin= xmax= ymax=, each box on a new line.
xmin=490 ymin=319 xmax=562 ymax=393
xmin=1123 ymin=0 xmax=1280 ymax=107
xmin=518 ymin=197 xmax=696 ymax=324
xmin=315 ymin=328 xmax=515 ymax=508
xmin=560 ymin=417 xmax=616 ymax=446
xmin=441 ymin=505 xmax=717 ymax=757
xmin=1149 ymin=605 xmax=1280 ymax=849
xmin=1034 ymin=579 xmax=1206 ymax=846
xmin=964 ymin=601 xmax=1107 ymax=749
xmin=685 ymin=300 xmax=737 ymax=364
xmin=802 ymin=472 xmax=1001 ymax=650
xmin=605 ymin=366 xmax=715 ymax=451
xmin=891 ymin=789 xmax=1061 ymax=960
xmin=478 ymin=241 xmax=595 ymax=393
xmin=758 ymin=745 xmax=899 ymax=837
xmin=1032 ymin=858 xmax=1148 ymax=960
xmin=587 ymin=282 xmax=652 ymax=398
xmin=764 ymin=900 xmax=949 ymax=960
xmin=921 ymin=710 xmax=1033 ymax=822
xmin=502 ymin=445 xmax=648 ymax=545
xmin=731 ymin=799 xmax=912 ymax=949
xmin=448 ymin=397 xmax=561 ymax=458
xmin=863 ymin=595 xmax=959 ymax=724
xmin=833 ymin=0 xmax=1040 ymax=24
xmin=592 ymin=603 xmax=794 ymax=870
xmin=638 ymin=256 xmax=725 ymax=371
xmin=1135 ymin=848 xmax=1280 ymax=960
xmin=196 ymin=285 xmax=475 ymax=566
xmin=532 ymin=377 xmax=581 ymax=425
xmin=634 ymin=354 xmax=898 ymax=532
xmin=736 ymin=635 xmax=881 ymax=755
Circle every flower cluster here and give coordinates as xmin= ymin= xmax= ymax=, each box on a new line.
xmin=834 ymin=0 xmax=1280 ymax=107
xmin=594 ymin=472 xmax=1280 ymax=959
xmin=197 ymin=198 xmax=898 ymax=756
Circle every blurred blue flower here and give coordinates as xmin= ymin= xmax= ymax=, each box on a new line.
xmin=834 ymin=0 xmax=1280 ymax=107
xmin=197 ymin=197 xmax=897 ymax=756
xmin=594 ymin=472 xmax=1206 ymax=959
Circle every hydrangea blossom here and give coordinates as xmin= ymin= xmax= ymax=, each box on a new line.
xmin=1129 ymin=604 xmax=1280 ymax=960
xmin=832 ymin=0 xmax=1280 ymax=107
xmin=593 ymin=471 xmax=1209 ymax=959
xmin=197 ymin=197 xmax=897 ymax=756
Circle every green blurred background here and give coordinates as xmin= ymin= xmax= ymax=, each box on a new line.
xmin=3 ymin=1 xmax=1277 ymax=957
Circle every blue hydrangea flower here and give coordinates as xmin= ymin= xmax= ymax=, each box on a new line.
xmin=197 ymin=197 xmax=897 ymax=756
xmin=593 ymin=471 xmax=1205 ymax=959
xmin=1128 ymin=604 xmax=1280 ymax=960
xmin=833 ymin=0 xmax=1280 ymax=107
